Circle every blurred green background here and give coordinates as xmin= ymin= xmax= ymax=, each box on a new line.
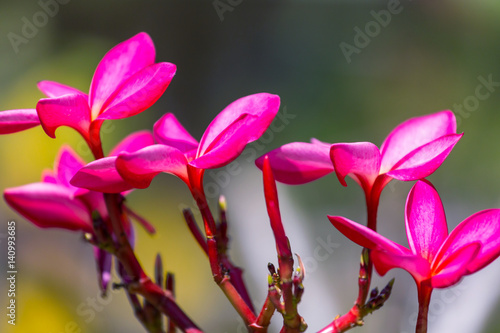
xmin=1 ymin=0 xmax=500 ymax=332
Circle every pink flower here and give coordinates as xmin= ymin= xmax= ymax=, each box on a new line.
xmin=330 ymin=111 xmax=462 ymax=201
xmin=72 ymin=93 xmax=281 ymax=196
xmin=257 ymin=111 xmax=461 ymax=192
xmin=4 ymin=132 xmax=153 ymax=291
xmin=4 ymin=130 xmax=153 ymax=232
xmin=0 ymin=109 xmax=40 ymax=134
xmin=328 ymin=180 xmax=500 ymax=290
xmin=35 ymin=33 xmax=176 ymax=154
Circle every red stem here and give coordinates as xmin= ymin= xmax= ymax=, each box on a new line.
xmin=416 ymin=285 xmax=432 ymax=333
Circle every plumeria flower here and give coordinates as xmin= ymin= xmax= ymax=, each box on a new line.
xmin=35 ymin=32 xmax=176 ymax=157
xmin=258 ymin=111 xmax=462 ymax=229
xmin=0 ymin=109 xmax=40 ymax=134
xmin=4 ymin=132 xmax=154 ymax=291
xmin=72 ymin=93 xmax=280 ymax=235
xmin=328 ymin=180 xmax=500 ymax=332
xmin=330 ymin=111 xmax=462 ymax=208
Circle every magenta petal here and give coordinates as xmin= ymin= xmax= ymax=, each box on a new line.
xmin=116 ymin=144 xmax=189 ymax=189
xmin=330 ymin=142 xmax=381 ymax=189
xmin=430 ymin=242 xmax=480 ymax=288
xmin=435 ymin=209 xmax=500 ymax=275
xmin=37 ymin=80 xmax=87 ymax=98
xmin=405 ymin=180 xmax=448 ymax=263
xmin=4 ymin=183 xmax=93 ymax=233
xmin=387 ymin=134 xmax=463 ymax=181
xmin=0 ymin=109 xmax=40 ymax=134
xmin=97 ymin=62 xmax=176 ymax=120
xmin=55 ymin=145 xmax=86 ymax=190
xmin=109 ymin=130 xmax=155 ymax=156
xmin=197 ymin=93 xmax=280 ymax=157
xmin=153 ymin=113 xmax=199 ymax=155
xmin=71 ymin=157 xmax=132 ymax=193
xmin=89 ymin=32 xmax=155 ymax=118
xmin=372 ymin=250 xmax=431 ymax=284
xmin=255 ymin=141 xmax=333 ymax=185
xmin=380 ymin=111 xmax=457 ymax=173
xmin=328 ymin=215 xmax=408 ymax=254
xmin=36 ymin=94 xmax=91 ymax=139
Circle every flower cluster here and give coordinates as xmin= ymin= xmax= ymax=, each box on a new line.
xmin=1 ymin=32 xmax=499 ymax=333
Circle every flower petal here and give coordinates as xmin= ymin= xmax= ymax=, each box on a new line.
xmin=89 ymin=32 xmax=156 ymax=119
xmin=0 ymin=109 xmax=40 ymax=134
xmin=255 ymin=141 xmax=333 ymax=185
xmin=36 ymin=94 xmax=91 ymax=139
xmin=380 ymin=111 xmax=457 ymax=173
xmin=196 ymin=93 xmax=280 ymax=159
xmin=434 ymin=209 xmax=500 ymax=275
xmin=371 ymin=250 xmax=431 ymax=284
xmin=405 ymin=180 xmax=448 ymax=263
xmin=71 ymin=157 xmax=133 ymax=193
xmin=387 ymin=134 xmax=463 ymax=181
xmin=328 ymin=215 xmax=408 ymax=254
xmin=97 ymin=62 xmax=176 ymax=120
xmin=116 ymin=144 xmax=189 ymax=189
xmin=330 ymin=142 xmax=381 ymax=190
xmin=153 ymin=113 xmax=199 ymax=155
xmin=55 ymin=145 xmax=86 ymax=190
xmin=4 ymin=183 xmax=93 ymax=233
xmin=37 ymin=80 xmax=87 ymax=98
xmin=430 ymin=242 xmax=480 ymax=288
xmin=109 ymin=130 xmax=155 ymax=156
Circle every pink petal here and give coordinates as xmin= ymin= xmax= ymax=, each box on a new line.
xmin=255 ymin=141 xmax=333 ymax=185
xmin=4 ymin=183 xmax=93 ymax=233
xmin=109 ymin=130 xmax=155 ymax=156
xmin=36 ymin=94 xmax=91 ymax=139
xmin=89 ymin=33 xmax=156 ymax=119
xmin=70 ymin=157 xmax=133 ymax=193
xmin=380 ymin=111 xmax=457 ymax=173
xmin=37 ymin=80 xmax=87 ymax=98
xmin=405 ymin=180 xmax=448 ymax=263
xmin=328 ymin=215 xmax=408 ymax=254
xmin=153 ymin=113 xmax=199 ymax=155
xmin=196 ymin=93 xmax=280 ymax=158
xmin=430 ymin=242 xmax=480 ymax=288
xmin=97 ymin=62 xmax=176 ymax=120
xmin=387 ymin=134 xmax=463 ymax=181
xmin=371 ymin=250 xmax=431 ymax=284
xmin=330 ymin=142 xmax=381 ymax=190
xmin=434 ymin=209 xmax=500 ymax=275
xmin=0 ymin=109 xmax=40 ymax=134
xmin=116 ymin=144 xmax=189 ymax=189
xmin=55 ymin=145 xmax=86 ymax=190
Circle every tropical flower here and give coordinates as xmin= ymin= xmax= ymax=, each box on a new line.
xmin=0 ymin=109 xmax=40 ymax=134
xmin=71 ymin=93 xmax=279 ymax=237
xmin=258 ymin=111 xmax=462 ymax=229
xmin=330 ymin=111 xmax=462 ymax=205
xmin=35 ymin=32 xmax=176 ymax=156
xmin=328 ymin=180 xmax=500 ymax=331
xmin=4 ymin=132 xmax=154 ymax=291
